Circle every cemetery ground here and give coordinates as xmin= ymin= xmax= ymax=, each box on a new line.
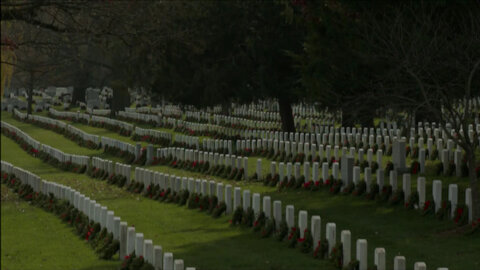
xmin=1 ymin=112 xmax=480 ymax=270
xmin=1 ymin=133 xmax=330 ymax=270
xmin=1 ymin=185 xmax=119 ymax=270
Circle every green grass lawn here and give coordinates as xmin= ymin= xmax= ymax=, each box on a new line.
xmin=2 ymin=112 xmax=480 ymax=270
xmin=1 ymin=135 xmax=333 ymax=270
xmin=1 ymin=185 xmax=119 ymax=270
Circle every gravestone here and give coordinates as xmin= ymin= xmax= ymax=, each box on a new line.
xmin=243 ymin=190 xmax=251 ymax=209
xmin=374 ymin=248 xmax=386 ymax=270
xmin=233 ymin=187 xmax=241 ymax=209
xmin=322 ymin=163 xmax=329 ymax=181
xmin=216 ymin=183 xmax=224 ymax=202
xmin=390 ymin=170 xmax=398 ymax=191
xmin=263 ymin=196 xmax=271 ymax=218
xmin=417 ymin=177 xmax=426 ymax=208
xmin=377 ymin=170 xmax=384 ymax=190
xmin=163 ymin=253 xmax=173 ymax=270
xmin=113 ymin=217 xmax=121 ymax=240
xmin=311 ymin=216 xmax=321 ymax=251
xmin=286 ymin=205 xmax=295 ymax=229
xmin=256 ymin=159 xmax=262 ymax=179
xmin=414 ymin=262 xmax=426 ymax=270
xmin=394 ymin=256 xmax=406 ymax=270
xmin=304 ymin=162 xmax=310 ymax=182
xmin=341 ymin=230 xmax=351 ymax=267
xmin=392 ymin=139 xmax=407 ymax=172
xmin=353 ymin=166 xmax=360 ymax=185
xmin=252 ymin=193 xmax=261 ymax=216
xmin=153 ymin=245 xmax=163 ymax=270
xmin=135 ymin=233 xmax=144 ymax=256
xmin=273 ymin=201 xmax=282 ymax=227
xmin=332 ymin=162 xmax=339 ymax=180
xmin=356 ymin=239 xmax=368 ymax=270
xmin=144 ymin=239 xmax=153 ymax=264
xmin=119 ymin=222 xmax=128 ymax=259
xmin=341 ymin=155 xmax=354 ymax=186
xmin=146 ymin=144 xmax=154 ymax=165
xmin=448 ymin=184 xmax=458 ymax=218
xmin=365 ymin=168 xmax=372 ymax=192
xmin=225 ymin=185 xmax=232 ymax=214
xmin=298 ymin=210 xmax=308 ymax=237
xmin=326 ymin=223 xmax=336 ymax=255
xmin=419 ymin=149 xmax=426 ymax=173
xmin=174 ymin=260 xmax=184 ymax=270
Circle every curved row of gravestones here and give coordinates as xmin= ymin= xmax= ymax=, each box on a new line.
xmin=49 ymin=106 xmax=475 ymax=181
xmin=45 ymin=108 xmax=226 ymax=153
xmin=13 ymin=106 xmax=469 ymax=184
xmin=127 ymin=164 xmax=445 ymax=270
xmin=45 ymin=107 xmax=474 ymax=175
xmin=50 ymin=101 xmax=479 ymax=157
xmin=119 ymin=105 xmax=479 ymax=148
xmin=1 ymin=121 xmax=90 ymax=169
xmin=0 ymin=161 xmax=194 ymax=270
xmin=2 ymin=118 xmax=473 ymax=226
xmin=155 ymin=146 xmax=474 ymax=224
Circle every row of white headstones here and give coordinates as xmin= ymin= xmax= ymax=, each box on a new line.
xmin=1 ymin=121 xmax=90 ymax=168
xmin=152 ymin=144 xmax=473 ymax=224
xmin=0 ymin=161 xmax=195 ymax=270
xmin=46 ymin=106 xmax=477 ymax=166
xmin=5 ymin=117 xmax=473 ymax=226
xmin=129 ymin=165 xmax=447 ymax=270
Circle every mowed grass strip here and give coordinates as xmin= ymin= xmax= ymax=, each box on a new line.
xmin=3 ymin=114 xmax=480 ymax=269
xmin=1 ymin=135 xmax=332 ymax=270
xmin=1 ymin=185 xmax=119 ymax=270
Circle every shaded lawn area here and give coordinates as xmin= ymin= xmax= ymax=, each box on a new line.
xmin=1 ymin=185 xmax=119 ymax=270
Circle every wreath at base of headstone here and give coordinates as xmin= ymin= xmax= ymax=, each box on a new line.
xmin=453 ymin=204 xmax=469 ymax=226
xmin=231 ymin=206 xmax=244 ymax=225
xmin=377 ymin=185 xmax=392 ymax=202
xmin=298 ymin=229 xmax=313 ymax=253
xmin=365 ymin=183 xmax=379 ymax=200
xmin=252 ymin=211 xmax=266 ymax=232
xmin=212 ymin=201 xmax=226 ymax=218
xmin=405 ymin=192 xmax=419 ymax=210
xmin=261 ymin=219 xmax=276 ymax=238
xmin=329 ymin=242 xmax=343 ymax=268
xmin=353 ymin=181 xmax=367 ymax=196
xmin=313 ymin=239 xmax=329 ymax=259
xmin=287 ymin=227 xmax=300 ymax=248
xmin=435 ymin=200 xmax=451 ymax=220
xmin=388 ymin=190 xmax=404 ymax=205
xmin=422 ymin=200 xmax=435 ymax=216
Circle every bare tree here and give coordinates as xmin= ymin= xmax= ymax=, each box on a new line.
xmin=362 ymin=2 xmax=480 ymax=220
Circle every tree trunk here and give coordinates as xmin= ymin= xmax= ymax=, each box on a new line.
xmin=72 ymin=87 xmax=86 ymax=104
xmin=221 ymin=102 xmax=230 ymax=116
xmin=342 ymin=107 xmax=355 ymax=127
xmin=72 ymin=69 xmax=89 ymax=104
xmin=467 ymin=150 xmax=480 ymax=221
xmin=278 ymin=96 xmax=295 ymax=132
xmin=111 ymin=84 xmax=130 ymax=116
xmin=358 ymin=105 xmax=375 ymax=127
xmin=27 ymin=71 xmax=34 ymax=115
